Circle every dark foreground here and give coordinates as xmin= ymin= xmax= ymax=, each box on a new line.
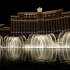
xmin=0 ymin=59 xmax=70 ymax=70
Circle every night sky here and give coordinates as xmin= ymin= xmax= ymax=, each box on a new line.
xmin=0 ymin=0 xmax=70 ymax=27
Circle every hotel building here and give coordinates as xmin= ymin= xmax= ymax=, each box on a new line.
xmin=10 ymin=7 xmax=70 ymax=38
xmin=0 ymin=24 xmax=10 ymax=37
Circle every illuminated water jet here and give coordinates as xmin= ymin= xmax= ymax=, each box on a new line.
xmin=5 ymin=37 xmax=21 ymax=60
xmin=58 ymin=31 xmax=70 ymax=64
xmin=0 ymin=36 xmax=3 ymax=59
xmin=0 ymin=31 xmax=70 ymax=63
xmin=24 ymin=34 xmax=57 ymax=62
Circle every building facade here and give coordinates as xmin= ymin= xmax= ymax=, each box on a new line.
xmin=10 ymin=7 xmax=70 ymax=38
xmin=0 ymin=24 xmax=10 ymax=37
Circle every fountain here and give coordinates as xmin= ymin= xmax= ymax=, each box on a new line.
xmin=0 ymin=36 xmax=3 ymax=59
xmin=58 ymin=31 xmax=70 ymax=64
xmin=5 ymin=37 xmax=21 ymax=61
xmin=0 ymin=31 xmax=70 ymax=64
xmin=24 ymin=34 xmax=57 ymax=62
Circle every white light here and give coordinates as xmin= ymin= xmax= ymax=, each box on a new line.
xmin=37 ymin=7 xmax=42 ymax=12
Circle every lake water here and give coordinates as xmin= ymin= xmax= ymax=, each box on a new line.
xmin=0 ymin=48 xmax=70 ymax=70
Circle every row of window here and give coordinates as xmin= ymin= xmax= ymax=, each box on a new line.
xmin=11 ymin=17 xmax=70 ymax=33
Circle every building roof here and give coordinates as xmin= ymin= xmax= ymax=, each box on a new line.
xmin=17 ymin=8 xmax=63 ymax=15
xmin=43 ymin=9 xmax=63 ymax=14
xmin=61 ymin=11 xmax=70 ymax=14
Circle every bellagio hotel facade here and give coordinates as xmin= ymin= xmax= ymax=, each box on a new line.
xmin=10 ymin=7 xmax=70 ymax=38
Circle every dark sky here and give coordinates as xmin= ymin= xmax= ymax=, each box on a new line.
xmin=0 ymin=0 xmax=70 ymax=27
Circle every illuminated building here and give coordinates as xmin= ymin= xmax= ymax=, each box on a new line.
xmin=0 ymin=24 xmax=10 ymax=37
xmin=10 ymin=7 xmax=70 ymax=38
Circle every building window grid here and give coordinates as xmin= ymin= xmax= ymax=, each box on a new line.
xmin=23 ymin=21 xmax=24 ymax=35
xmin=11 ymin=21 xmax=13 ymax=36
xmin=29 ymin=22 xmax=30 ymax=33
xmin=55 ymin=19 xmax=58 ymax=31
xmin=54 ymin=20 xmax=56 ymax=31
xmin=25 ymin=22 xmax=26 ymax=34
xmin=14 ymin=22 xmax=16 ymax=36
xmin=30 ymin=22 xmax=31 ymax=33
xmin=10 ymin=22 xmax=11 ymax=35
xmin=35 ymin=22 xmax=37 ymax=32
xmin=57 ymin=19 xmax=59 ymax=31
xmin=67 ymin=17 xmax=69 ymax=30
xmin=53 ymin=20 xmax=55 ymax=32
xmin=32 ymin=22 xmax=34 ymax=33
xmin=12 ymin=21 xmax=14 ymax=36
xmin=34 ymin=21 xmax=36 ymax=33
xmin=19 ymin=21 xmax=20 ymax=35
xmin=11 ymin=21 xmax=13 ymax=35
xmin=26 ymin=22 xmax=28 ymax=32
xmin=64 ymin=18 xmax=66 ymax=30
xmin=52 ymin=20 xmax=54 ymax=31
xmin=47 ymin=20 xmax=49 ymax=32
xmin=24 ymin=22 xmax=26 ymax=36
xmin=40 ymin=21 xmax=42 ymax=34
xmin=39 ymin=21 xmax=41 ymax=33
xmin=19 ymin=21 xmax=21 ymax=36
xmin=55 ymin=20 xmax=57 ymax=32
xmin=58 ymin=19 xmax=60 ymax=31
xmin=50 ymin=20 xmax=52 ymax=32
xmin=54 ymin=20 xmax=56 ymax=32
xmin=61 ymin=19 xmax=64 ymax=30
xmin=21 ymin=21 xmax=23 ymax=34
xmin=68 ymin=18 xmax=70 ymax=29
xmin=20 ymin=21 xmax=22 ymax=35
xmin=10 ymin=10 xmax=70 ymax=37
xmin=17 ymin=21 xmax=19 ymax=36
xmin=29 ymin=21 xmax=30 ymax=34
xmin=14 ymin=21 xmax=16 ymax=32
xmin=24 ymin=22 xmax=25 ymax=34
xmin=41 ymin=21 xmax=43 ymax=33
xmin=41 ymin=21 xmax=42 ymax=33
xmin=43 ymin=21 xmax=45 ymax=33
xmin=32 ymin=21 xmax=34 ymax=33
xmin=27 ymin=21 xmax=29 ymax=33
xmin=17 ymin=22 xmax=18 ymax=34
xmin=29 ymin=21 xmax=30 ymax=33
xmin=49 ymin=20 xmax=51 ymax=32
xmin=46 ymin=20 xmax=47 ymax=32
xmin=62 ymin=18 xmax=65 ymax=30
xmin=59 ymin=19 xmax=62 ymax=30
xmin=43 ymin=21 xmax=44 ymax=34
xmin=34 ymin=22 xmax=35 ymax=33
xmin=43 ymin=21 xmax=46 ymax=33
xmin=61 ymin=18 xmax=63 ymax=30
xmin=16 ymin=21 xmax=17 ymax=36
xmin=31 ymin=22 xmax=33 ymax=33
xmin=65 ymin=18 xmax=67 ymax=30
xmin=55 ymin=19 xmax=57 ymax=32
xmin=38 ymin=21 xmax=41 ymax=32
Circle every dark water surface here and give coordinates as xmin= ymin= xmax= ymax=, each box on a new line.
xmin=0 ymin=59 xmax=70 ymax=70
xmin=0 ymin=48 xmax=70 ymax=70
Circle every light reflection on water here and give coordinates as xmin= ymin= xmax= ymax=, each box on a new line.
xmin=0 ymin=47 xmax=70 ymax=64
xmin=1 ymin=48 xmax=56 ymax=62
